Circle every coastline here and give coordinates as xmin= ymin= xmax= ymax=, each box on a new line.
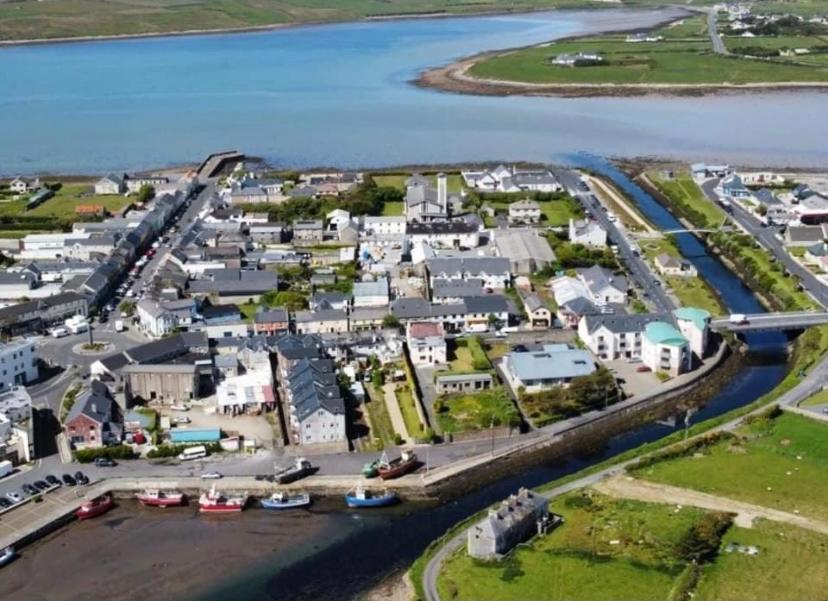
xmin=414 ymin=11 xmax=828 ymax=99
xmin=0 ymin=5 xmax=617 ymax=48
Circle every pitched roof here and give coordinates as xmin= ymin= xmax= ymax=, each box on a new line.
xmin=581 ymin=313 xmax=665 ymax=334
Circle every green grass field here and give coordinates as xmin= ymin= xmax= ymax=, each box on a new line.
xmin=0 ymin=183 xmax=131 ymax=221
xmin=437 ymin=490 xmax=705 ymax=601
xmin=363 ymin=384 xmax=397 ymax=447
xmin=380 ymin=201 xmax=404 ymax=216
xmin=647 ymin=170 xmax=727 ymax=229
xmin=695 ymin=520 xmax=828 ymax=601
xmin=372 ymin=172 xmax=464 ymax=194
xmin=636 ymin=412 xmax=828 ymax=522
xmin=395 ymin=385 xmax=425 ymax=438
xmin=470 ymin=14 xmax=828 ymax=86
xmin=435 ymin=387 xmax=519 ymax=433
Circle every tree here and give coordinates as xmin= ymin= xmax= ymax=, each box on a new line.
xmin=268 ymin=290 xmax=308 ymax=311
xmin=136 ymin=184 xmax=155 ymax=203
xmin=675 ymin=513 xmax=733 ymax=564
xmin=119 ymin=300 xmax=136 ymax=316
xmin=382 ymin=314 xmax=401 ymax=330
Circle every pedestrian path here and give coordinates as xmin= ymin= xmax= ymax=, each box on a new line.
xmin=383 ymin=382 xmax=410 ymax=443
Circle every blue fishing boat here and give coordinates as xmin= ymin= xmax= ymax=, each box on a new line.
xmin=260 ymin=491 xmax=311 ymax=510
xmin=345 ymin=484 xmax=398 ymax=508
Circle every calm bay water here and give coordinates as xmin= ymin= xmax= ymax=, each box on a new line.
xmin=1 ymin=9 xmax=827 ymax=175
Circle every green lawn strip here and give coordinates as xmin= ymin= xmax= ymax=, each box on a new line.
xmin=396 ymin=386 xmax=425 ymax=439
xmin=372 ymin=172 xmax=464 ymax=193
xmin=364 ymin=383 xmax=396 ymax=446
xmin=647 ymin=170 xmax=727 ymax=229
xmin=694 ymin=520 xmax=828 ymax=601
xmin=237 ymin=301 xmax=260 ymax=322
xmin=380 ymin=201 xmax=404 ymax=216
xmin=635 ymin=412 xmax=828 ymax=522
xmin=800 ymin=388 xmax=828 ymax=407
xmin=436 ymin=490 xmax=705 ymax=601
xmin=435 ymin=387 xmax=520 ymax=434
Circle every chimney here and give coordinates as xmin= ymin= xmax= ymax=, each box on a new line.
xmin=437 ymin=173 xmax=447 ymax=213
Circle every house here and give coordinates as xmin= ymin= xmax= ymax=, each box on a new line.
xmin=464 ymin=295 xmax=510 ymax=332
xmin=493 ymin=229 xmax=556 ymax=274
xmin=551 ymin=52 xmax=603 ymax=66
xmin=294 ymin=309 xmax=349 ymax=335
xmin=248 ymin=223 xmax=284 ymax=244
xmin=0 ymin=291 xmax=88 ymax=336
xmin=462 ymin=166 xmax=561 ymax=193
xmin=63 ymin=382 xmax=122 ymax=449
xmin=641 ymin=321 xmax=691 ymax=377
xmin=253 ymin=308 xmax=290 ymax=335
xmin=691 ymin=164 xmax=731 ymax=179
xmin=431 ymin=278 xmax=485 ymax=303
xmin=508 ymin=199 xmax=541 ymax=224
xmin=9 ymin=176 xmax=41 ymax=194
xmin=310 ymin=291 xmax=350 ymax=311
xmin=426 ymin=257 xmax=511 ymax=291
xmin=673 ymin=306 xmax=711 ymax=359
xmin=124 ymin=174 xmax=170 ymax=194
xmin=405 ymin=173 xmax=452 ymax=223
xmin=187 ymin=269 xmax=279 ymax=303
xmin=503 ymin=344 xmax=595 ymax=393
xmin=95 ymin=173 xmax=126 ymax=195
xmin=123 ymin=363 xmax=201 ymax=405
xmin=557 ymin=297 xmax=599 ymax=329
xmin=0 ymin=271 xmax=38 ymax=299
xmin=0 ymin=340 xmax=38 ymax=392
xmin=0 ymin=388 xmax=34 ymax=464
xmin=720 ymin=174 xmax=753 ymax=200
xmin=406 ymin=321 xmax=447 ymax=366
xmin=576 ymin=266 xmax=627 ymax=306
xmin=578 ymin=313 xmax=663 ymax=361
xmin=362 ymin=216 xmax=407 ymax=236
xmin=569 ymin=218 xmax=607 ymax=247
xmin=468 ymin=488 xmax=550 ymax=560
xmin=654 ymin=253 xmax=697 ymax=278
xmin=353 ymin=278 xmax=390 ymax=308
xmin=326 ymin=209 xmax=351 ymax=229
xmin=792 ymin=193 xmax=828 ymax=225
xmin=280 ymin=355 xmax=346 ymax=448
xmin=293 ymin=220 xmax=325 ymax=243
xmin=136 ymin=299 xmax=177 ymax=338
xmin=406 ymin=221 xmax=480 ymax=249
xmin=435 ymin=372 xmax=494 ymax=395
xmin=785 ymin=225 xmax=824 ymax=247
xmin=523 ymin=294 xmax=552 ymax=328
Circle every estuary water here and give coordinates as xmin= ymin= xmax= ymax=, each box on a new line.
xmin=1 ymin=8 xmax=827 ymax=175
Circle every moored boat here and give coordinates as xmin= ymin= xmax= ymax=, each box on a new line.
xmin=76 ymin=495 xmax=114 ymax=520
xmin=136 ymin=489 xmax=185 ymax=507
xmin=0 ymin=546 xmax=15 ymax=567
xmin=345 ymin=484 xmax=398 ymax=508
xmin=261 ymin=491 xmax=311 ymax=510
xmin=274 ymin=457 xmax=314 ymax=484
xmin=199 ymin=485 xmax=247 ymax=514
xmin=362 ymin=459 xmax=380 ymax=478
xmin=378 ymin=450 xmax=417 ymax=480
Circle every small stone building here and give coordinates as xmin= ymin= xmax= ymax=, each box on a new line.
xmin=468 ymin=487 xmax=551 ymax=559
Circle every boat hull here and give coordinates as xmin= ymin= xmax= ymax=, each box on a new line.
xmin=76 ymin=497 xmax=113 ymax=520
xmin=199 ymin=505 xmax=244 ymax=514
xmin=137 ymin=494 xmax=184 ymax=507
xmin=261 ymin=498 xmax=311 ymax=510
xmin=378 ymin=458 xmax=417 ymax=480
xmin=345 ymin=494 xmax=398 ymax=508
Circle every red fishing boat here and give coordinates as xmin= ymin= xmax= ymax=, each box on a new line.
xmin=136 ymin=489 xmax=185 ymax=507
xmin=76 ymin=495 xmax=113 ymax=520
xmin=198 ymin=485 xmax=247 ymax=514
xmin=378 ymin=450 xmax=418 ymax=480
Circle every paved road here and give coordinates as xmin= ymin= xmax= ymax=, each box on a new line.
xmin=420 ymin=352 xmax=828 ymax=601
xmin=557 ymin=170 xmax=675 ymax=314
xmin=707 ymin=9 xmax=729 ymax=55
xmin=701 ymin=179 xmax=828 ymax=308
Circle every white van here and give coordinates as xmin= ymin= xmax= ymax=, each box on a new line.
xmin=178 ymin=445 xmax=207 ymax=461
xmin=50 ymin=327 xmax=69 ymax=338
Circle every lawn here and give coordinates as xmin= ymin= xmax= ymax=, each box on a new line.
xmin=395 ymin=385 xmax=425 ymax=438
xmin=647 ymin=170 xmax=727 ymax=229
xmin=434 ymin=387 xmax=519 ymax=433
xmin=237 ymin=301 xmax=260 ymax=322
xmin=470 ymin=19 xmax=828 ymax=85
xmin=372 ymin=172 xmax=464 ymax=194
xmin=437 ymin=490 xmax=706 ymax=601
xmin=363 ymin=384 xmax=396 ymax=447
xmin=380 ymin=201 xmax=404 ymax=216
xmin=447 ymin=345 xmax=475 ymax=372
xmin=695 ymin=520 xmax=828 ymax=601
xmin=635 ymin=412 xmax=828 ymax=522
xmin=485 ymin=195 xmax=582 ymax=227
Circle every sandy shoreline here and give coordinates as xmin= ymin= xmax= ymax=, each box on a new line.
xmin=415 ymin=10 xmax=828 ymax=98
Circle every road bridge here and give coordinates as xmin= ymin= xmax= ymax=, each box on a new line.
xmin=711 ymin=311 xmax=828 ymax=332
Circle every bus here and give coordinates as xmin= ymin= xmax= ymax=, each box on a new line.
xmin=178 ymin=445 xmax=207 ymax=461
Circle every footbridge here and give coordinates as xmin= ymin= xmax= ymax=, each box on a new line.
xmin=710 ymin=311 xmax=828 ymax=332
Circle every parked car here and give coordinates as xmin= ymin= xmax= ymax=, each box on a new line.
xmin=172 ymin=416 xmax=191 ymax=424
xmin=94 ymin=457 xmax=116 ymax=467
xmin=0 ymin=498 xmax=11 ymax=509
xmin=21 ymin=484 xmax=38 ymax=496
xmin=511 ymin=344 xmax=528 ymax=353
xmin=33 ymin=480 xmax=50 ymax=492
xmin=5 ymin=491 xmax=22 ymax=503
xmin=62 ymin=474 xmax=77 ymax=486
xmin=636 ymin=365 xmax=652 ymax=373
xmin=45 ymin=475 xmax=61 ymax=487
xmin=170 ymin=404 xmax=189 ymax=412
xmin=74 ymin=471 xmax=89 ymax=485
xmin=200 ymin=472 xmax=222 ymax=480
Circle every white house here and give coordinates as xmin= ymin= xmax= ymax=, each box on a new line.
xmin=406 ymin=321 xmax=447 ymax=367
xmin=641 ymin=321 xmax=691 ymax=377
xmin=0 ymin=340 xmax=38 ymax=392
xmin=576 ymin=266 xmax=627 ymax=306
xmin=462 ymin=165 xmax=561 ymax=193
xmin=578 ymin=314 xmax=662 ymax=361
xmin=94 ymin=173 xmax=125 ymax=195
xmin=362 ymin=216 xmax=407 ymax=236
xmin=673 ymin=307 xmax=711 ymax=359
xmin=569 ymin=218 xmax=607 ymax=248
xmin=508 ymin=199 xmax=541 ymax=224
xmin=353 ymin=278 xmax=390 ymax=308
xmin=654 ymin=253 xmax=698 ymax=278
xmin=426 ymin=257 xmax=511 ymax=291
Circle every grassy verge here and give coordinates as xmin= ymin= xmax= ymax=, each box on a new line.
xmin=434 ymin=387 xmax=520 ymax=434
xmin=397 ymin=385 xmax=426 ymax=439
xmin=646 ymin=170 xmax=727 ymax=229
xmin=364 ymin=384 xmax=396 ymax=448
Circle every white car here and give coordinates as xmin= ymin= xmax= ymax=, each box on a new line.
xmin=172 ymin=416 xmax=191 ymax=424
xmin=5 ymin=491 xmax=22 ymax=504
xmin=170 ymin=404 xmax=189 ymax=412
xmin=200 ymin=472 xmax=222 ymax=480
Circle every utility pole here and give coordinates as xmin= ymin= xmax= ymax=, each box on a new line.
xmin=490 ymin=415 xmax=495 ymax=457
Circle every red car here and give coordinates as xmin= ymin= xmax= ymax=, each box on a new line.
xmin=636 ymin=365 xmax=652 ymax=373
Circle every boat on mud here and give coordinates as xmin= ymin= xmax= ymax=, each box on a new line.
xmin=345 ymin=484 xmax=398 ymax=508
xmin=261 ymin=491 xmax=311 ymax=510
xmin=199 ymin=485 xmax=247 ymax=514
xmin=136 ymin=489 xmax=185 ymax=507
xmin=76 ymin=495 xmax=114 ymax=520
xmin=377 ymin=450 xmax=417 ymax=480
xmin=0 ymin=546 xmax=15 ymax=567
